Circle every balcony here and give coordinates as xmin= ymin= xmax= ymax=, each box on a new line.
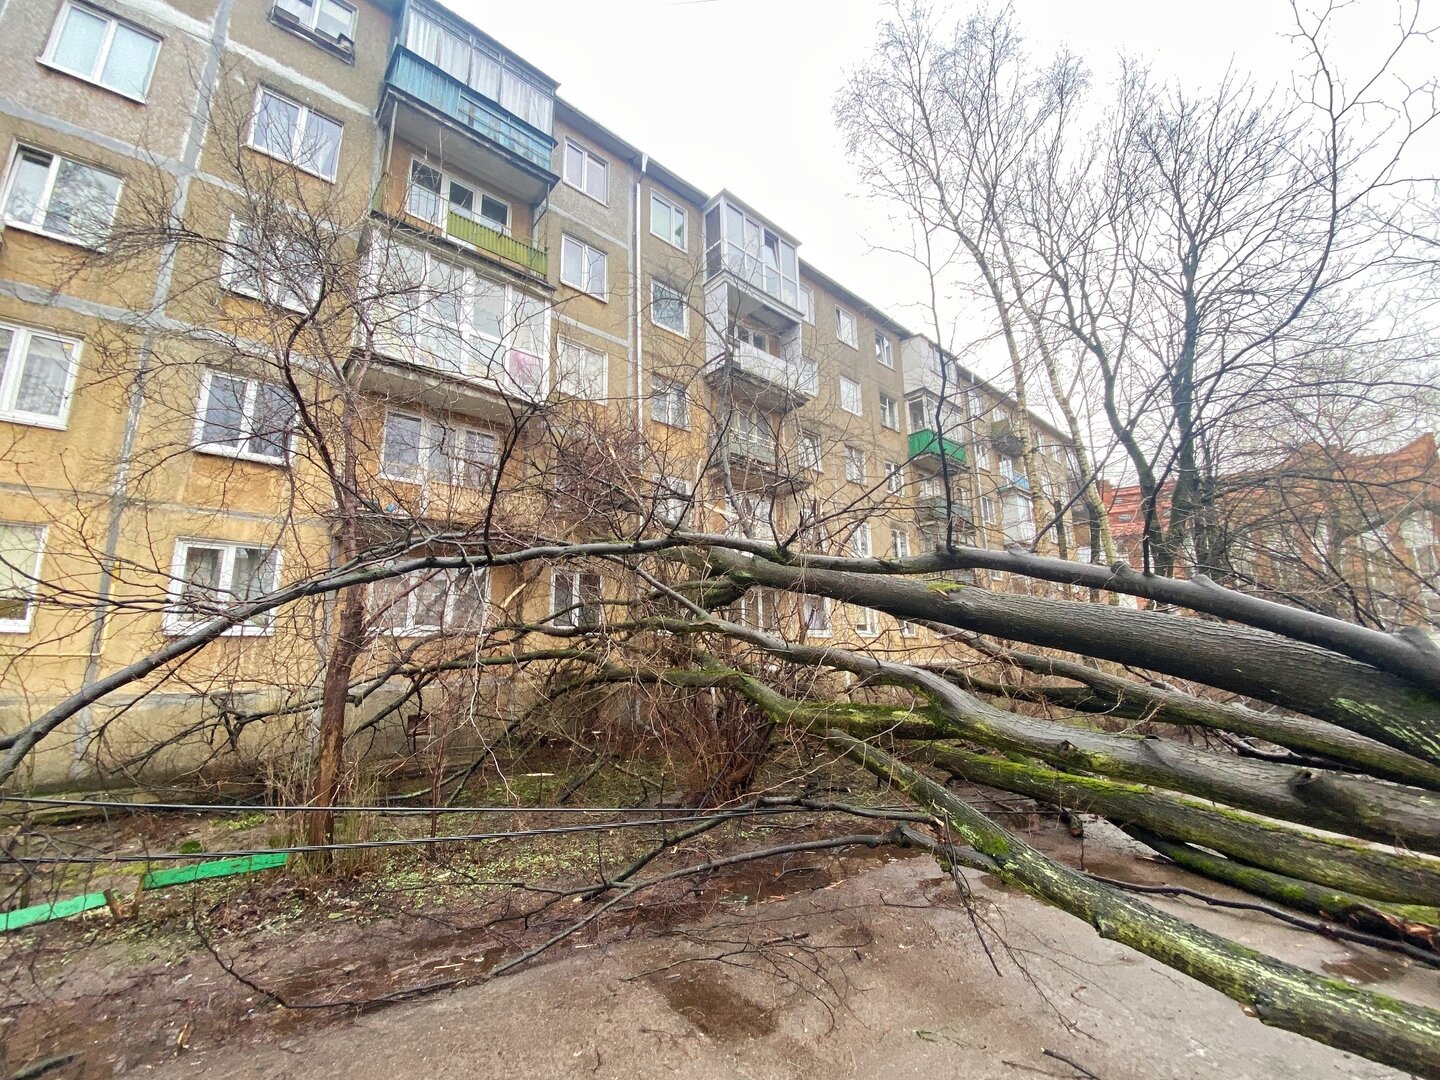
xmin=997 ymin=473 xmax=1031 ymax=493
xmin=383 ymin=46 xmax=558 ymax=204
xmin=990 ymin=417 xmax=1024 ymax=456
xmin=908 ymin=429 xmax=967 ymax=466
xmin=711 ymin=431 xmax=810 ymax=493
xmin=362 ymin=337 xmax=548 ymax=424
xmin=702 ymin=194 xmax=803 ymax=320
xmin=446 ymin=210 xmax=547 ymax=277
xmin=705 ymin=342 xmax=818 ymax=412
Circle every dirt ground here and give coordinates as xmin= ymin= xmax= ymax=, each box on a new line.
xmin=4 ymin=818 xmax=1435 ymax=1080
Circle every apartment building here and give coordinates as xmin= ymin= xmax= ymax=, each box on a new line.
xmin=0 ymin=0 xmax=1083 ymax=782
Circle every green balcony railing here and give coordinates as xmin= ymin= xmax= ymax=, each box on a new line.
xmin=447 ymin=211 xmax=548 ymax=276
xmin=908 ymin=429 xmax=967 ymax=464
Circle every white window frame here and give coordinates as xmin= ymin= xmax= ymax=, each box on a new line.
xmin=835 ymin=306 xmax=857 ymax=348
xmin=273 ymin=0 xmax=358 ymax=45
xmin=799 ymin=285 xmax=815 ymax=325
xmin=0 ymin=322 xmax=82 ymax=429
xmin=797 ymin=430 xmax=822 ymax=473
xmin=164 ymin=539 xmax=282 ymax=636
xmin=555 ymin=336 xmax=607 ymax=399
xmin=649 ymin=190 xmax=687 ymax=251
xmin=0 ymin=522 xmax=46 ymax=634
xmin=562 ymin=138 xmax=608 ymax=204
xmin=853 ymin=604 xmax=876 ymax=638
xmin=884 ymin=462 xmax=904 ymax=494
xmin=874 ymin=331 xmax=894 ymax=368
xmin=1 ymin=145 xmax=122 ymax=249
xmin=192 ymin=369 xmax=295 ymax=465
xmin=879 ymin=394 xmax=899 ymax=430
xmin=222 ymin=217 xmax=320 ymax=313
xmin=850 ymin=523 xmax=872 ymax=559
xmin=40 ymin=1 xmax=162 ymax=102
xmin=981 ymin=496 xmax=998 ymax=526
xmin=801 ymin=594 xmax=831 ymax=637
xmin=650 ymin=278 xmax=688 ymax=335
xmin=649 ymin=375 xmax=689 ymax=429
xmin=370 ymin=239 xmax=550 ymax=395
xmin=247 ymin=85 xmax=343 ymax=182
xmin=380 ymin=410 xmax=498 ymax=489
xmin=560 ymin=234 xmax=608 ymax=299
xmin=371 ymin=567 xmax=488 ymax=638
xmin=844 ymin=445 xmax=865 ymax=484
xmin=407 ymin=156 xmax=510 ymax=236
xmin=891 ymin=528 xmax=912 ymax=559
xmin=655 ymin=475 xmax=693 ymax=526
xmin=551 ymin=567 xmax=604 ymax=628
xmin=839 ymin=376 xmax=862 ymax=416
xmin=740 ymin=587 xmax=779 ymax=632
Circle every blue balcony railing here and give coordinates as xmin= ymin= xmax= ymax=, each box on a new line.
xmin=385 ymin=47 xmax=555 ymax=174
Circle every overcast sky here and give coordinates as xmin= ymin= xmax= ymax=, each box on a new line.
xmin=452 ymin=0 xmax=1431 ymax=376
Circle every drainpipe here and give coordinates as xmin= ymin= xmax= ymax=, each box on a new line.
xmin=632 ymin=153 xmax=648 ymax=429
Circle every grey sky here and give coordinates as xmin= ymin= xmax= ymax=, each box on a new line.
xmin=454 ymin=0 xmax=1433 ymax=377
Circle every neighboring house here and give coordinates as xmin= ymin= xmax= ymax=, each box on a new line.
xmin=1101 ymin=435 xmax=1440 ymax=630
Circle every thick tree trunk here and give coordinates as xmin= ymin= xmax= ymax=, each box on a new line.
xmin=716 ymin=553 xmax=1440 ymax=763
xmin=828 ymin=733 xmax=1440 ymax=1079
xmin=911 ymin=740 xmax=1440 ymax=904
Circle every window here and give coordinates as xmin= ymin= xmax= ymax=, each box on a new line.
xmin=797 ymin=431 xmax=821 ymax=473
xmin=874 ymin=332 xmax=894 ymax=368
xmin=835 ymin=306 xmax=857 ymax=348
xmin=42 ymin=2 xmax=160 ymax=100
xmin=740 ymin=588 xmax=779 ymax=632
xmin=273 ymin=0 xmax=357 ymax=44
xmin=650 ymin=191 xmax=686 ymax=250
xmin=223 ymin=218 xmax=319 ymax=312
xmin=381 ymin=411 xmax=498 ymax=488
xmin=839 ymin=376 xmax=862 ymax=416
xmin=562 ymin=139 xmax=607 ymax=203
xmin=898 ymin=619 xmax=917 ymax=638
xmin=650 ymin=279 xmax=687 ymax=334
xmin=844 ymin=445 xmax=865 ymax=483
xmin=711 ymin=199 xmax=800 ymax=308
xmin=850 ymin=524 xmax=872 ymax=558
xmin=884 ymin=462 xmax=904 ymax=494
xmin=853 ymin=604 xmax=875 ymax=637
xmin=879 ymin=394 xmax=899 ymax=430
xmin=981 ymin=496 xmax=997 ymax=526
xmin=194 ymin=371 xmax=295 ymax=464
xmin=735 ymin=326 xmax=769 ymax=353
xmin=248 ymin=87 xmax=342 ymax=180
xmin=798 ymin=285 xmax=815 ymax=324
xmin=655 ymin=476 xmax=692 ymax=525
xmin=801 ymin=594 xmax=830 ymax=636
xmin=408 ymin=158 xmax=508 ymax=235
xmin=908 ymin=398 xmax=928 ymax=432
xmin=552 ymin=568 xmax=603 ymax=628
xmin=0 ymin=523 xmax=45 ymax=634
xmin=560 ymin=234 xmax=607 ymax=298
xmin=0 ymin=323 xmax=80 ymax=428
xmin=649 ymin=376 xmax=688 ymax=429
xmin=166 ymin=540 xmax=280 ymax=635
xmin=891 ymin=528 xmax=911 ymax=559
xmin=555 ymin=337 xmax=606 ymax=399
xmin=372 ymin=568 xmax=486 ymax=637
xmin=2 ymin=146 xmax=121 ymax=247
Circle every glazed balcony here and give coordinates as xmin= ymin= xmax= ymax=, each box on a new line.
xmin=383 ymin=46 xmax=558 ymax=204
